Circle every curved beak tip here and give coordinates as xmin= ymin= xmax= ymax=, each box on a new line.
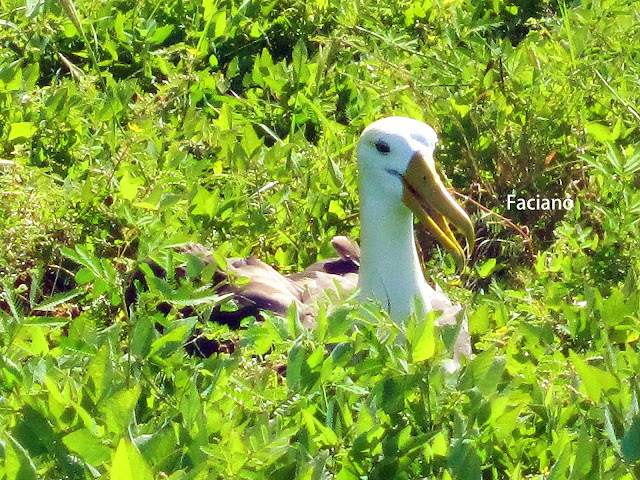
xmin=401 ymin=151 xmax=474 ymax=269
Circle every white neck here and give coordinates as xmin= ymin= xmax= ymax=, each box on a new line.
xmin=357 ymin=177 xmax=435 ymax=322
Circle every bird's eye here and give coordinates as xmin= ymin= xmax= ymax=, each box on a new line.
xmin=374 ymin=140 xmax=391 ymax=154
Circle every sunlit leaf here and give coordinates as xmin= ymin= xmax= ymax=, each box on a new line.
xmin=110 ymin=439 xmax=153 ymax=480
xmin=8 ymin=122 xmax=37 ymax=141
xmin=4 ymin=434 xmax=38 ymax=480
xmin=409 ymin=310 xmax=436 ymax=363
xmin=569 ymin=350 xmax=619 ymax=403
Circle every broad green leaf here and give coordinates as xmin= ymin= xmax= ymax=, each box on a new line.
xmin=0 ymin=59 xmax=23 ymax=90
xmin=548 ymin=443 xmax=571 ymax=480
xmin=431 ymin=431 xmax=449 ymax=457
xmin=104 ymin=386 xmax=141 ymax=436
xmin=468 ymin=303 xmax=490 ymax=335
xmin=460 ymin=349 xmax=504 ymax=394
xmin=292 ymin=39 xmax=309 ymax=83
xmin=569 ymin=350 xmax=619 ymax=403
xmin=87 ymin=344 xmax=113 ymax=402
xmin=409 ymin=311 xmax=436 ymax=363
xmin=286 ymin=344 xmax=306 ymax=391
xmin=336 ymin=467 xmax=359 ymax=480
xmin=148 ymin=323 xmax=194 ymax=356
xmin=448 ymin=440 xmax=481 ymax=480
xmin=11 ymin=405 xmax=70 ymax=466
xmin=475 ymin=258 xmax=497 ymax=278
xmin=110 ymin=439 xmax=153 ymax=480
xmin=148 ymin=24 xmax=173 ymax=45
xmin=450 ymin=98 xmax=471 ymax=117
xmin=63 ymin=429 xmax=112 ymax=465
xmin=4 ymin=434 xmax=38 ymax=480
xmin=8 ymin=122 xmax=37 ymax=141
xmin=14 ymin=325 xmax=48 ymax=355
xmin=119 ymin=172 xmax=143 ymax=201
xmin=586 ymin=122 xmax=616 ymax=143
xmin=130 ymin=316 xmax=155 ymax=358
xmin=327 ymin=307 xmax=352 ymax=339
xmin=184 ymin=253 xmax=205 ymax=279
xmin=212 ymin=11 xmax=226 ymax=38
xmin=75 ymin=267 xmax=94 ymax=284
xmin=622 ymin=416 xmax=640 ymax=463
xmin=570 ymin=427 xmax=596 ymax=478
xmin=476 ymin=354 xmax=507 ymax=397
xmin=190 ymin=186 xmax=219 ymax=218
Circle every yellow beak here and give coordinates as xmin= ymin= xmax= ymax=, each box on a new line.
xmin=400 ymin=150 xmax=475 ymax=269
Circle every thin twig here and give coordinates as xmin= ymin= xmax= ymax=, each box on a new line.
xmin=596 ymin=70 xmax=640 ymax=122
xmin=48 ymin=264 xmax=77 ymax=278
xmin=451 ymin=191 xmax=536 ymax=264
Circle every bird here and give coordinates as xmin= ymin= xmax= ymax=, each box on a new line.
xmin=355 ymin=116 xmax=474 ymax=321
xmin=127 ymin=117 xmax=475 ymax=362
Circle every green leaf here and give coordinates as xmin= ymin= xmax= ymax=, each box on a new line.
xmin=409 ymin=310 xmax=436 ymax=363
xmin=448 ymin=440 xmax=481 ymax=480
xmin=104 ymin=386 xmax=141 ymax=436
xmin=461 ymin=349 xmax=506 ymax=396
xmin=148 ymin=24 xmax=173 ymax=45
xmin=476 ymin=355 xmax=507 ymax=397
xmin=1 ymin=277 xmax=25 ymax=323
xmin=292 ymin=38 xmax=310 ymax=84
xmin=327 ymin=308 xmax=352 ymax=339
xmin=286 ymin=343 xmax=308 ymax=391
xmin=8 ymin=122 xmax=37 ymax=141
xmin=32 ymin=288 xmax=82 ymax=312
xmin=336 ymin=467 xmax=359 ymax=480
xmin=190 ymin=186 xmax=219 ymax=218
xmin=87 ymin=344 xmax=113 ymax=402
xmin=110 ymin=439 xmax=153 ymax=480
xmin=184 ymin=253 xmax=205 ymax=279
xmin=11 ymin=404 xmax=75 ymax=470
xmin=212 ymin=11 xmax=226 ymax=38
xmin=548 ymin=443 xmax=571 ymax=480
xmin=119 ymin=172 xmax=143 ymax=201
xmin=130 ymin=316 xmax=155 ymax=358
xmin=4 ymin=434 xmax=38 ymax=480
xmin=622 ymin=416 xmax=640 ymax=463
xmin=569 ymin=350 xmax=619 ymax=403
xmin=169 ymin=289 xmax=231 ymax=307
xmin=61 ymin=245 xmax=103 ymax=278
xmin=475 ymin=258 xmax=497 ymax=278
xmin=570 ymin=427 xmax=596 ymax=478
xmin=0 ymin=59 xmax=23 ymax=90
xmin=75 ymin=267 xmax=94 ymax=284
xmin=468 ymin=303 xmax=490 ymax=335
xmin=148 ymin=322 xmax=195 ymax=357
xmin=586 ymin=122 xmax=617 ymax=143
xmin=63 ymin=429 xmax=112 ymax=465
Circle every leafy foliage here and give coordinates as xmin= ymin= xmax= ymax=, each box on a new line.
xmin=1 ymin=0 xmax=640 ymax=478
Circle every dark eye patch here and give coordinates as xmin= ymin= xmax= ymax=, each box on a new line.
xmin=374 ymin=140 xmax=390 ymax=154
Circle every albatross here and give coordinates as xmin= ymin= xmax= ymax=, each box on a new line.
xmin=211 ymin=117 xmax=474 ymax=325
xmin=356 ymin=116 xmax=474 ymax=320
xmin=128 ymin=117 xmax=475 ymax=359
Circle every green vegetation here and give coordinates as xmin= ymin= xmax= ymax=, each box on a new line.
xmin=1 ymin=0 xmax=640 ymax=478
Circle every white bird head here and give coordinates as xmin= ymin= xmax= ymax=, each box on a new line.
xmin=357 ymin=116 xmax=474 ymax=268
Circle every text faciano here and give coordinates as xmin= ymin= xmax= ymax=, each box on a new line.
xmin=507 ymin=194 xmax=574 ymax=211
